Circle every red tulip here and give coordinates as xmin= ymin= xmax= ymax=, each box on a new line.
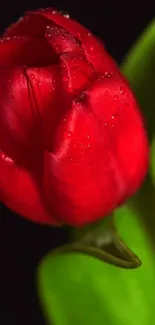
xmin=0 ymin=8 xmax=148 ymax=226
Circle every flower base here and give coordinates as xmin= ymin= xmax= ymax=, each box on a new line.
xmin=54 ymin=216 xmax=141 ymax=269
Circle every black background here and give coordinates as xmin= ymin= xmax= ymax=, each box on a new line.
xmin=1 ymin=1 xmax=154 ymax=324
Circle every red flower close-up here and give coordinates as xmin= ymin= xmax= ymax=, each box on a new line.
xmin=0 ymin=8 xmax=149 ymax=226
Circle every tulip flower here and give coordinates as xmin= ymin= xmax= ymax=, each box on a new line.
xmin=0 ymin=8 xmax=148 ymax=227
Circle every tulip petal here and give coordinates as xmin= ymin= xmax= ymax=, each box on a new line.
xmin=3 ymin=14 xmax=50 ymax=38
xmin=45 ymin=25 xmax=82 ymax=56
xmin=86 ymin=73 xmax=149 ymax=199
xmin=0 ymin=36 xmax=55 ymax=67
xmin=60 ymin=54 xmax=94 ymax=94
xmin=33 ymin=9 xmax=119 ymax=74
xmin=43 ymin=72 xmax=148 ymax=226
xmin=0 ymin=67 xmax=62 ymax=224
xmin=43 ymin=100 xmax=122 ymax=226
xmin=0 ymin=64 xmax=65 ymax=173
xmin=25 ymin=65 xmax=67 ymax=150
xmin=0 ymin=150 xmax=58 ymax=224
xmin=4 ymin=9 xmax=119 ymax=74
xmin=0 ymin=67 xmax=43 ymax=167
xmin=46 ymin=25 xmax=94 ymax=94
xmin=0 ymin=67 xmax=35 ymax=165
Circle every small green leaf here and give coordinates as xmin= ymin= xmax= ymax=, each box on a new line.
xmin=37 ymin=205 xmax=155 ymax=325
xmin=121 ymin=19 xmax=155 ymax=142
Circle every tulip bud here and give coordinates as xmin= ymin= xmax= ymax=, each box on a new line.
xmin=0 ymin=8 xmax=149 ymax=226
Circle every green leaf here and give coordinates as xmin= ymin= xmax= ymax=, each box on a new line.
xmin=37 ymin=205 xmax=155 ymax=325
xmin=121 ymin=19 xmax=155 ymax=142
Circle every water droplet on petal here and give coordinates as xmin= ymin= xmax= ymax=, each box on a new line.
xmin=17 ymin=17 xmax=23 ymax=23
xmin=104 ymin=72 xmax=112 ymax=78
xmin=120 ymin=86 xmax=125 ymax=95
xmin=65 ymin=13 xmax=70 ymax=18
xmin=63 ymin=76 xmax=69 ymax=83
xmin=29 ymin=73 xmax=35 ymax=79
xmin=104 ymin=123 xmax=108 ymax=127
xmin=61 ymin=63 xmax=66 ymax=69
xmin=114 ymin=95 xmax=118 ymax=101
xmin=89 ymin=46 xmax=94 ymax=52
xmin=4 ymin=155 xmax=13 ymax=163
xmin=59 ymin=11 xmax=70 ymax=18
xmin=105 ymin=90 xmax=109 ymax=96
xmin=76 ymin=32 xmax=81 ymax=38
xmin=67 ymin=87 xmax=72 ymax=93
xmin=67 ymin=131 xmax=72 ymax=138
xmin=110 ymin=113 xmax=119 ymax=127
xmin=0 ymin=150 xmax=13 ymax=163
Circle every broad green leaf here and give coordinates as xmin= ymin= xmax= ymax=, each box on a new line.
xmin=37 ymin=205 xmax=155 ymax=325
xmin=121 ymin=19 xmax=155 ymax=142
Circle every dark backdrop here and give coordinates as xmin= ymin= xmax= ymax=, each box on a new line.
xmin=1 ymin=1 xmax=154 ymax=324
